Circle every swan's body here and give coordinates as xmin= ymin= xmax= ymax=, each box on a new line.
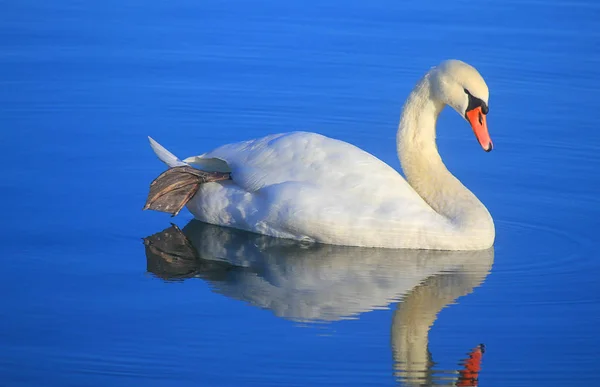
xmin=145 ymin=60 xmax=495 ymax=250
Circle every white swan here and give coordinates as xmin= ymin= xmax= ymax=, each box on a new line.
xmin=144 ymin=59 xmax=495 ymax=250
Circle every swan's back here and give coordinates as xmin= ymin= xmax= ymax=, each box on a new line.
xmin=184 ymin=132 xmax=449 ymax=248
xmin=204 ymin=132 xmax=406 ymax=190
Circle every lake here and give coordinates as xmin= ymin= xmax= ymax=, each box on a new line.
xmin=1 ymin=0 xmax=599 ymax=386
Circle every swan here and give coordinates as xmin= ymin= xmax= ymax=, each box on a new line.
xmin=144 ymin=59 xmax=495 ymax=250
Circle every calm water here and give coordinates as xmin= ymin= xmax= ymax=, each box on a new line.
xmin=2 ymin=0 xmax=600 ymax=386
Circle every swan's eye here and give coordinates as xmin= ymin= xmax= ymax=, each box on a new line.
xmin=464 ymin=88 xmax=488 ymax=115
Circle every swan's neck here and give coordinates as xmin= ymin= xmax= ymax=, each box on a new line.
xmin=397 ymin=74 xmax=493 ymax=236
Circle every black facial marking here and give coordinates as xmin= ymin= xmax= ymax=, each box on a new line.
xmin=464 ymin=88 xmax=489 ymax=117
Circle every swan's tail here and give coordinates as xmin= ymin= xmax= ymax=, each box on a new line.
xmin=148 ymin=136 xmax=188 ymax=168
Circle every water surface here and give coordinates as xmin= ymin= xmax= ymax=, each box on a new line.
xmin=1 ymin=0 xmax=599 ymax=386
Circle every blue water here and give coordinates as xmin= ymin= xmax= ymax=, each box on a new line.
xmin=2 ymin=0 xmax=600 ymax=386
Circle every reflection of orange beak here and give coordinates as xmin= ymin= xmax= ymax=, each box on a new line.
xmin=466 ymin=107 xmax=493 ymax=152
xmin=457 ymin=344 xmax=485 ymax=386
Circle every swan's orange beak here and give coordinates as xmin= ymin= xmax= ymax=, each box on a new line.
xmin=466 ymin=107 xmax=493 ymax=152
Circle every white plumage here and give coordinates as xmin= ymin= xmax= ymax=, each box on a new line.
xmin=147 ymin=60 xmax=495 ymax=250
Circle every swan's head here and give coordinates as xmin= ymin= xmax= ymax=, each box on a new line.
xmin=431 ymin=60 xmax=493 ymax=152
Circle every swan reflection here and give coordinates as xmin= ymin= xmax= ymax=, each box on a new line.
xmin=144 ymin=221 xmax=493 ymax=386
